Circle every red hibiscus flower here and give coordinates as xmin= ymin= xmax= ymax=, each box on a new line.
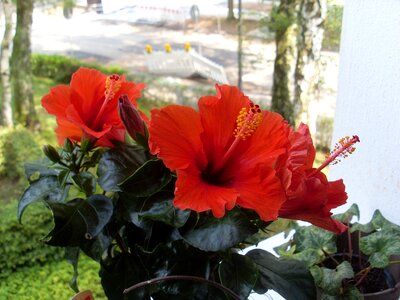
xmin=149 ymin=85 xmax=289 ymax=220
xmin=42 ymin=68 xmax=145 ymax=147
xmin=277 ymin=123 xmax=359 ymax=233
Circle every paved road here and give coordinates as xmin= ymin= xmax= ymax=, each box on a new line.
xmin=31 ymin=4 xmax=338 ymax=115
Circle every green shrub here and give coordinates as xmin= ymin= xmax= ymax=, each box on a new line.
xmin=32 ymin=54 xmax=126 ymax=84
xmin=323 ymin=4 xmax=343 ymax=51
xmin=0 ymin=126 xmax=42 ymax=180
xmin=0 ymin=255 xmax=106 ymax=300
xmin=0 ymin=200 xmax=63 ymax=279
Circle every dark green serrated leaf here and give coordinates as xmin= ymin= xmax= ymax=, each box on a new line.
xmin=247 ymin=249 xmax=316 ymax=300
xmin=360 ymin=231 xmax=400 ymax=268
xmin=100 ymin=253 xmax=149 ymax=300
xmin=180 ymin=209 xmax=258 ymax=252
xmin=65 ymin=247 xmax=80 ymax=293
xmin=72 ymin=171 xmax=97 ymax=196
xmin=219 ymin=253 xmax=258 ymax=299
xmin=294 ymin=225 xmax=337 ymax=255
xmin=44 ymin=195 xmax=113 ymax=247
xmin=310 ymin=261 xmax=354 ymax=296
xmin=97 ymin=144 xmax=147 ymax=192
xmin=18 ymin=176 xmax=68 ymax=223
xmin=334 ymin=204 xmax=359 ymax=223
xmin=119 ymin=159 xmax=171 ymax=197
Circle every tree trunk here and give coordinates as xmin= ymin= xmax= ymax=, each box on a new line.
xmin=294 ymin=0 xmax=327 ymax=136
xmin=0 ymin=0 xmax=14 ymax=127
xmin=271 ymin=0 xmax=326 ymax=129
xmin=11 ymin=0 xmax=37 ymax=127
xmin=271 ymin=0 xmax=301 ymax=126
xmin=227 ymin=0 xmax=235 ymax=20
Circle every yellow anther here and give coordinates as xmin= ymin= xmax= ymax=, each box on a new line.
xmin=233 ymin=103 xmax=263 ymax=140
xmin=104 ymin=74 xmax=122 ymax=101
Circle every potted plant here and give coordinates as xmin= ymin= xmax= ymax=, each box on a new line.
xmin=275 ymin=204 xmax=400 ymax=299
xmin=17 ymin=67 xmax=360 ymax=299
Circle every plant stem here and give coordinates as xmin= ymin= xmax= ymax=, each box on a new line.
xmin=355 ymin=266 xmax=371 ymax=287
xmin=322 ymin=249 xmax=340 ymax=266
xmin=347 ymin=225 xmax=352 ymax=257
xmin=115 ymin=232 xmax=129 ymax=253
xmin=123 ymin=275 xmax=241 ymax=300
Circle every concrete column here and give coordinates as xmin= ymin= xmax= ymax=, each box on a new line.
xmin=330 ymin=0 xmax=400 ymax=223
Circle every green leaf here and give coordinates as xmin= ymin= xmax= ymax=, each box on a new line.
xmin=80 ymin=229 xmax=112 ymax=262
xmin=310 ymin=261 xmax=354 ymax=296
xmin=123 ymin=192 xmax=190 ymax=228
xmin=119 ymin=159 xmax=171 ymax=197
xmin=179 ymin=209 xmax=258 ymax=252
xmin=293 ymin=225 xmax=337 ymax=255
xmin=97 ymin=144 xmax=148 ymax=192
xmin=100 ymin=252 xmax=149 ymax=300
xmin=24 ymin=158 xmax=58 ymax=181
xmin=360 ymin=231 xmax=400 ymax=268
xmin=135 ymin=241 xmax=224 ymax=299
xmin=334 ymin=204 xmax=360 ymax=223
xmin=18 ymin=176 xmax=68 ymax=223
xmin=246 ymin=249 xmax=316 ymax=300
xmin=65 ymin=247 xmax=80 ymax=293
xmin=219 ymin=253 xmax=258 ymax=299
xmin=58 ymin=169 xmax=70 ymax=187
xmin=44 ymin=195 xmax=113 ymax=247
xmin=319 ymin=285 xmax=362 ymax=300
xmin=72 ymin=171 xmax=97 ymax=196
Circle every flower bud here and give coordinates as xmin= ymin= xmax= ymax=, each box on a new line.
xmin=43 ymin=145 xmax=61 ymax=163
xmin=118 ymin=95 xmax=148 ymax=148
xmin=64 ymin=138 xmax=73 ymax=153
xmin=80 ymin=138 xmax=93 ymax=153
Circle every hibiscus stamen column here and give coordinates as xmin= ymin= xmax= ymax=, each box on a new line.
xmin=310 ymin=135 xmax=360 ymax=176
xmin=92 ymin=74 xmax=122 ymax=128
xmin=212 ymin=102 xmax=263 ymax=174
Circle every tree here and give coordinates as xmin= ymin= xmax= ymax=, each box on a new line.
xmin=294 ymin=0 xmax=327 ymax=136
xmin=11 ymin=0 xmax=37 ymax=127
xmin=271 ymin=0 xmax=327 ymax=131
xmin=0 ymin=0 xmax=14 ymax=127
xmin=227 ymin=0 xmax=235 ymax=20
xmin=270 ymin=0 xmax=301 ymax=126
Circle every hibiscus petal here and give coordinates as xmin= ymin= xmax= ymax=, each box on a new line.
xmin=235 ymin=165 xmax=286 ymax=221
xmin=149 ymin=105 xmax=207 ymax=171
xmin=41 ymin=85 xmax=71 ymax=118
xmin=69 ymin=68 xmax=106 ymax=126
xmin=198 ymin=85 xmax=249 ymax=166
xmin=55 ymin=118 xmax=83 ymax=145
xmin=174 ymin=169 xmax=238 ymax=218
xmin=65 ymin=105 xmax=112 ymax=140
xmin=326 ymin=179 xmax=348 ymax=210
xmin=283 ymin=212 xmax=347 ymax=234
xmin=288 ymin=123 xmax=316 ymax=171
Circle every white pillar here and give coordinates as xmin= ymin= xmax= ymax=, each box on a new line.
xmin=330 ymin=0 xmax=400 ymax=224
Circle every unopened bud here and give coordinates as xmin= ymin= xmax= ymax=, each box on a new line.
xmin=81 ymin=138 xmax=93 ymax=153
xmin=64 ymin=138 xmax=73 ymax=153
xmin=118 ymin=95 xmax=148 ymax=148
xmin=43 ymin=145 xmax=61 ymax=163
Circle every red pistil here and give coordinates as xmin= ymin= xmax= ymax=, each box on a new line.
xmin=311 ymin=135 xmax=360 ymax=176
xmin=212 ymin=102 xmax=263 ymax=174
xmin=92 ymin=74 xmax=122 ymax=128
